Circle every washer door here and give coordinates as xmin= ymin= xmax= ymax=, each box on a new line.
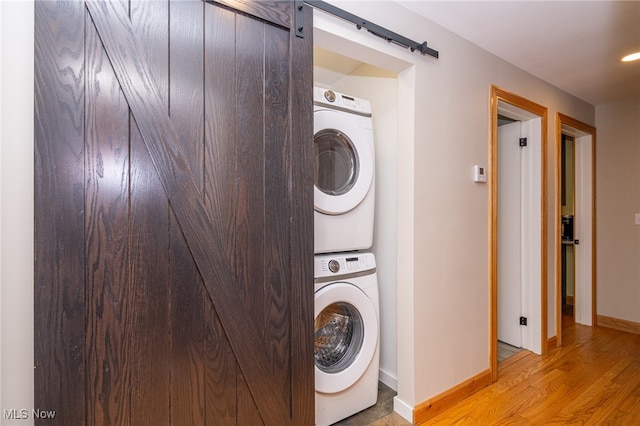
xmin=314 ymin=109 xmax=374 ymax=215
xmin=314 ymin=282 xmax=378 ymax=394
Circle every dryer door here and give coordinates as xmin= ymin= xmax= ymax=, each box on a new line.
xmin=314 ymin=109 xmax=374 ymax=215
xmin=314 ymin=282 xmax=378 ymax=394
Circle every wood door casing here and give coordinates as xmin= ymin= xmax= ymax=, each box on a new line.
xmin=34 ymin=1 xmax=314 ymax=424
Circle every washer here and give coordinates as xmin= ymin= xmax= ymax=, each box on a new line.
xmin=314 ymin=252 xmax=380 ymax=426
xmin=314 ymin=87 xmax=375 ymax=254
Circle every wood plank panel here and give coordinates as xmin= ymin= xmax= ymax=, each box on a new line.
xmin=263 ymin=21 xmax=292 ymax=401
xmin=128 ymin=1 xmax=171 ymax=424
xmin=203 ymin=3 xmax=237 ymax=248
xmin=207 ymin=0 xmax=292 ymax=29
xmin=203 ymin=4 xmax=240 ymax=423
xmin=34 ymin=1 xmax=86 ymax=423
xmin=84 ymin=6 xmax=132 ymax=422
xmin=235 ymin=13 xmax=266 ymax=332
xmin=238 ymin=373 xmax=265 ymax=426
xmin=169 ymin=1 xmax=207 ymax=424
xmin=288 ymin=4 xmax=315 ymax=423
xmin=234 ymin=12 xmax=266 ymax=421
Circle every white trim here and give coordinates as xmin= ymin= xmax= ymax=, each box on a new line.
xmin=379 ymin=368 xmax=398 ymax=391
xmin=392 ymin=396 xmax=414 ymax=423
xmin=1 ymin=1 xmax=35 ymax=423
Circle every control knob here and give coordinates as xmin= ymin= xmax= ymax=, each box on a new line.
xmin=324 ymin=90 xmax=336 ymax=102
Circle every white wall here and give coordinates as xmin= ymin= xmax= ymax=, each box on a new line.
xmin=596 ymin=98 xmax=640 ymax=324
xmin=1 ymin=1 xmax=35 ymax=424
xmin=316 ymin=1 xmax=595 ymax=416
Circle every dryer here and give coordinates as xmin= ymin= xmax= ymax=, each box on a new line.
xmin=314 ymin=252 xmax=379 ymax=426
xmin=314 ymin=87 xmax=375 ymax=254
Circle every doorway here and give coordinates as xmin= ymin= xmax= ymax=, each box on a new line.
xmin=555 ymin=113 xmax=596 ymax=346
xmin=313 ymin=11 xmax=416 ymax=401
xmin=489 ymin=86 xmax=548 ymax=380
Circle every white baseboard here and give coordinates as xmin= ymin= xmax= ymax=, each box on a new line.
xmin=393 ymin=396 xmax=413 ymax=423
xmin=379 ymin=368 xmax=397 ymax=391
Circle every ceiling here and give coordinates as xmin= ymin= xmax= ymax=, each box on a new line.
xmin=397 ymin=1 xmax=640 ymax=106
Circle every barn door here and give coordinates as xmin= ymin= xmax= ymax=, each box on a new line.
xmin=34 ymin=1 xmax=313 ymax=425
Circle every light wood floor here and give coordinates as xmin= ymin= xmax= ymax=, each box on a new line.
xmin=373 ymin=313 xmax=640 ymax=425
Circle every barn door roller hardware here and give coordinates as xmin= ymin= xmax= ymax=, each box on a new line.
xmin=295 ymin=0 xmax=439 ymax=59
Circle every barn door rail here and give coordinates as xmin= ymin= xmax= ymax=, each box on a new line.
xmin=297 ymin=0 xmax=439 ymax=59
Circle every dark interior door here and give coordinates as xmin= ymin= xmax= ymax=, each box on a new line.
xmin=34 ymin=1 xmax=313 ymax=424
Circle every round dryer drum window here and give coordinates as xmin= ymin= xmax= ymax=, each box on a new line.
xmin=314 ymin=302 xmax=364 ymax=374
xmin=314 ymin=129 xmax=360 ymax=197
xmin=313 ymin=109 xmax=374 ymax=215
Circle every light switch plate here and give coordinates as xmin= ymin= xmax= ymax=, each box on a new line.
xmin=635 ymin=213 xmax=640 ymax=225
xmin=473 ymin=165 xmax=487 ymax=183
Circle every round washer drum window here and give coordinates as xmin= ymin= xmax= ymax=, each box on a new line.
xmin=314 ymin=129 xmax=360 ymax=196
xmin=314 ymin=302 xmax=364 ymax=374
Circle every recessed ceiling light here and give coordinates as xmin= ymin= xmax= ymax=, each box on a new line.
xmin=621 ymin=52 xmax=640 ymax=62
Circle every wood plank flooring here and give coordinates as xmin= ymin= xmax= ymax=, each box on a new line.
xmin=374 ymin=314 xmax=640 ymax=425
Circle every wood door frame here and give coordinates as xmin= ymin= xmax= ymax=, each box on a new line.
xmin=489 ymin=85 xmax=548 ymax=381
xmin=555 ymin=113 xmax=596 ymax=346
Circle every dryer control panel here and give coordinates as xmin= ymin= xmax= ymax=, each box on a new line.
xmin=313 ymin=87 xmax=372 ymax=117
xmin=314 ymin=252 xmax=376 ymax=279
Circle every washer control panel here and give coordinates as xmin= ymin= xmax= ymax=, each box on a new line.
xmin=314 ymin=252 xmax=376 ymax=279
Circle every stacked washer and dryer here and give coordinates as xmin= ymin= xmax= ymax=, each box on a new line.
xmin=313 ymin=87 xmax=380 ymax=426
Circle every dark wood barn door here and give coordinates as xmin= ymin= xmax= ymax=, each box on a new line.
xmin=34 ymin=1 xmax=313 ymax=424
